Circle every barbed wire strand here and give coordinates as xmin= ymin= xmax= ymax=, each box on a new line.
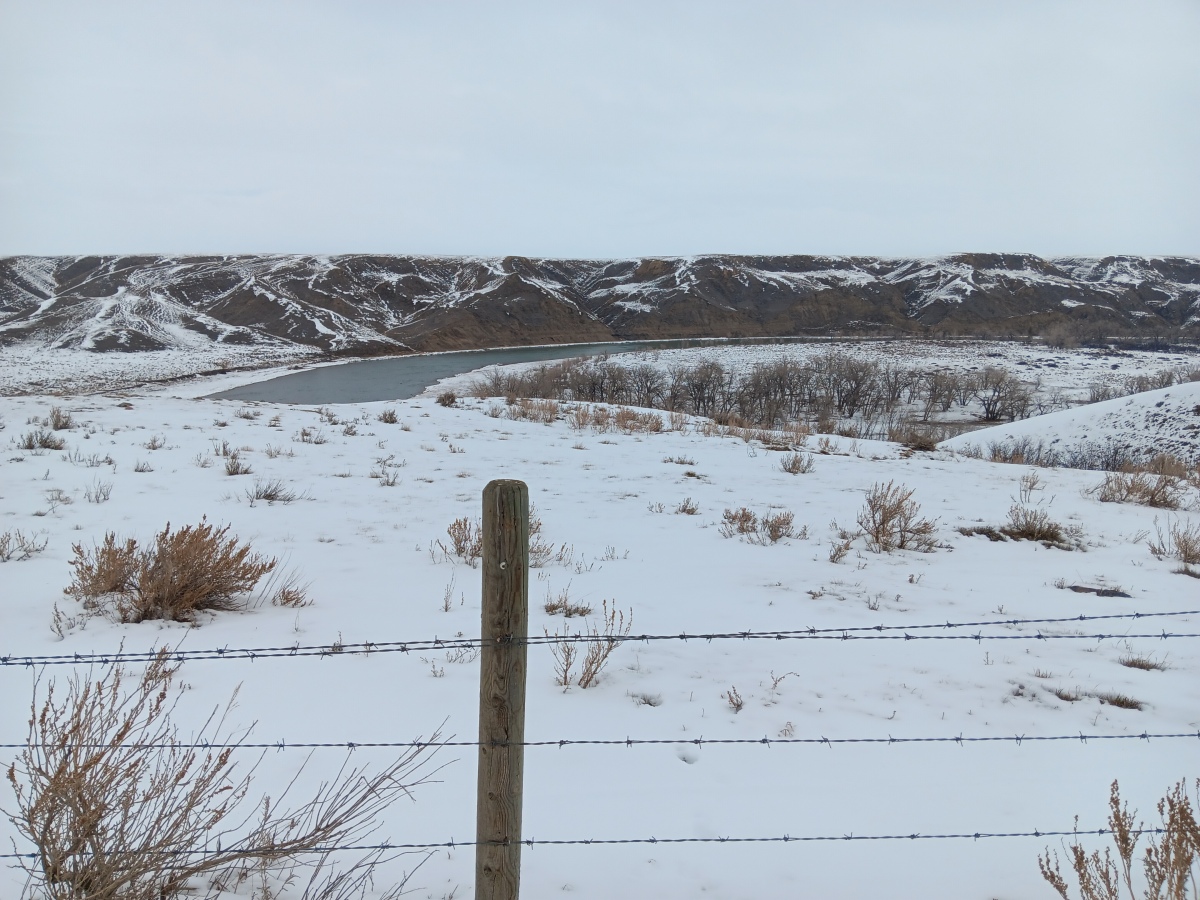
xmin=3 ymin=607 xmax=1199 ymax=668
xmin=2 ymin=731 xmax=1199 ymax=752
xmin=0 ymin=827 xmax=1168 ymax=860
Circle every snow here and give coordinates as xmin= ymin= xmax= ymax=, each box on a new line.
xmin=2 ymin=341 xmax=1200 ymax=899
xmin=941 ymin=382 xmax=1200 ymax=464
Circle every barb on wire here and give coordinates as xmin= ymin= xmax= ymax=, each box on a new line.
xmin=0 ymin=826 xmax=1168 ymax=860
xmin=2 ymin=730 xmax=1198 ymax=752
xmin=3 ymin=608 xmax=1197 ymax=668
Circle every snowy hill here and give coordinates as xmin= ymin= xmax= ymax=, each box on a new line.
xmin=941 ymin=381 xmax=1200 ymax=465
xmin=2 ymin=254 xmax=1197 ymax=363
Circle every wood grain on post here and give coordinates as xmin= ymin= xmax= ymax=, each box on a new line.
xmin=476 ymin=479 xmax=528 ymax=900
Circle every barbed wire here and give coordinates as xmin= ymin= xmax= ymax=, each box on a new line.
xmin=0 ymin=827 xmax=1168 ymax=860
xmin=3 ymin=730 xmax=1198 ymax=752
xmin=3 ymin=608 xmax=1197 ymax=668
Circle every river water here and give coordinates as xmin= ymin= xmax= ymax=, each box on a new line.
xmin=208 ymin=337 xmax=815 ymax=404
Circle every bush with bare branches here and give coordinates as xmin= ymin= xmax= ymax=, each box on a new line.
xmin=1088 ymin=471 xmax=1187 ymax=509
xmin=1148 ymin=517 xmax=1200 ymax=577
xmin=2 ymin=651 xmax=439 ymax=900
xmin=856 ymin=481 xmax=937 ymax=552
xmin=577 ymin=601 xmax=633 ymax=689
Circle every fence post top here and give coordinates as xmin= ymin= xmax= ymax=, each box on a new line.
xmin=484 ymin=478 xmax=528 ymax=491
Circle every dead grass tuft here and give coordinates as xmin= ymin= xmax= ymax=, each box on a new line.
xmin=1096 ymin=691 xmax=1145 ymax=710
xmin=245 ymin=478 xmax=300 ymax=505
xmin=1118 ymin=652 xmax=1167 ymax=672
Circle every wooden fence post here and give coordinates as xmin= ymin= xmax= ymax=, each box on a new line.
xmin=476 ymin=479 xmax=529 ymax=900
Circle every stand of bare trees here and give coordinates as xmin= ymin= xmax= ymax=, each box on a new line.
xmin=471 ymin=353 xmax=1044 ymax=439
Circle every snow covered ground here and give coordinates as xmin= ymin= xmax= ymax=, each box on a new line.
xmin=2 ymin=346 xmax=1200 ymax=899
xmin=0 ymin=341 xmax=319 ymax=397
xmin=940 ymin=382 xmax=1200 ymax=465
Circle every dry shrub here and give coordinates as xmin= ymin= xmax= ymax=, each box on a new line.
xmin=264 ymin=568 xmax=312 ymax=608
xmin=577 ymin=600 xmax=633 ymax=689
xmin=3 ymin=651 xmax=437 ymax=900
xmin=1148 ymin=517 xmax=1200 ymax=576
xmin=1089 ymin=472 xmax=1186 ymax=509
xmin=245 ymin=478 xmax=300 ymax=505
xmin=543 ymin=585 xmax=591 ymax=618
xmin=828 ymin=535 xmax=855 ymax=563
xmin=725 ymin=686 xmax=745 ymax=713
xmin=19 ymin=429 xmax=66 ymax=451
xmin=780 ymin=452 xmax=815 ymax=474
xmin=614 ymin=407 xmax=663 ymax=434
xmin=569 ymin=404 xmax=592 ymax=431
xmin=436 ymin=391 xmax=457 ymax=407
xmin=720 ymin=507 xmax=758 ymax=538
xmin=1039 ymin=779 xmax=1199 ymax=900
xmin=377 ymin=408 xmax=398 ymax=424
xmin=441 ymin=517 xmax=484 ymax=567
xmin=64 ymin=520 xmax=277 ymax=623
xmin=675 ymin=497 xmax=699 ymax=515
xmin=64 ymin=533 xmax=139 ymax=599
xmin=0 ymin=529 xmax=49 ymax=562
xmin=888 ymin=425 xmax=939 ymax=451
xmin=438 ymin=506 xmax=558 ymax=568
xmin=719 ymin=507 xmax=795 ymax=544
xmin=956 ymin=524 xmax=1008 ymax=542
xmin=507 ymin=398 xmax=559 ymax=424
xmin=545 ymin=623 xmax=578 ymax=688
xmin=856 ymin=481 xmax=937 ymax=552
xmin=1001 ymin=504 xmax=1066 ymax=543
xmin=224 ymin=453 xmax=253 ymax=476
xmin=749 ymin=510 xmax=796 ymax=545
xmin=47 ymin=407 xmax=75 ymax=430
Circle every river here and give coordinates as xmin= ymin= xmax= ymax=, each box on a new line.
xmin=208 ymin=337 xmax=818 ymax=404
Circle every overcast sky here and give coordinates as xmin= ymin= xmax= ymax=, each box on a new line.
xmin=1 ymin=0 xmax=1197 ymax=259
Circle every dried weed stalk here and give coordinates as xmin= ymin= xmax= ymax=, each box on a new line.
xmin=1039 ymin=779 xmax=1199 ymax=900
xmin=3 ymin=650 xmax=440 ymax=900
xmin=577 ymin=601 xmax=633 ymax=689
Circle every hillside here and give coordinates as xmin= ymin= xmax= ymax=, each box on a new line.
xmin=2 ymin=254 xmax=1197 ymax=363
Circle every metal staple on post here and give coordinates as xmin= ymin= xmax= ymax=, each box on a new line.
xmin=476 ymin=479 xmax=528 ymax=900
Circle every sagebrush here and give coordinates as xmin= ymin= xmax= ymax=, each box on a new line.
xmin=65 ymin=520 xmax=277 ymax=623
